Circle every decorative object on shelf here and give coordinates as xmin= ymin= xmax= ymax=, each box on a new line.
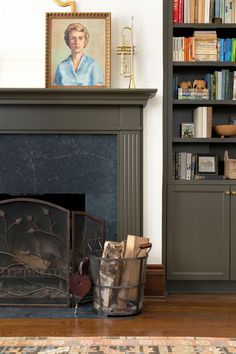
xmin=224 ymin=151 xmax=236 ymax=179
xmin=181 ymin=123 xmax=194 ymax=138
xmin=117 ymin=17 xmax=136 ymax=89
xmin=193 ymin=79 xmax=207 ymax=91
xmin=214 ymin=125 xmax=236 ymax=138
xmin=196 ymin=154 xmax=218 ymax=175
xmin=53 ymin=0 xmax=76 ymax=12
xmin=45 ymin=12 xmax=111 ymax=88
xmin=179 ymin=81 xmax=192 ymax=89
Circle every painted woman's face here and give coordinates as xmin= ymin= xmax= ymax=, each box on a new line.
xmin=69 ymin=30 xmax=87 ymax=54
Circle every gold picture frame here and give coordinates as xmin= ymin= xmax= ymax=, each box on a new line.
xmin=45 ymin=12 xmax=111 ymax=88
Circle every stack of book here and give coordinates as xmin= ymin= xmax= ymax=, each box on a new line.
xmin=194 ymin=31 xmax=217 ymax=61
xmin=173 ymin=36 xmax=236 ymax=62
xmin=178 ymin=88 xmax=209 ymax=99
xmin=173 ymin=37 xmax=195 ymax=61
xmin=173 ymin=0 xmax=236 ymax=24
xmin=193 ymin=106 xmax=212 ymax=137
xmin=174 ymin=152 xmax=195 ymax=180
xmin=205 ymin=69 xmax=234 ymax=99
xmin=218 ymin=38 xmax=236 ymax=62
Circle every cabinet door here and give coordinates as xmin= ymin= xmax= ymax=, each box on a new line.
xmin=167 ymin=185 xmax=230 ymax=280
xmin=230 ymin=186 xmax=236 ymax=280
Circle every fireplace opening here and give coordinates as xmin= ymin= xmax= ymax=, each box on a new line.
xmin=0 ymin=194 xmax=85 ymax=212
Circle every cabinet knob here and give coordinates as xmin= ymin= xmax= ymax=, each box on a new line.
xmin=232 ymin=191 xmax=236 ymax=196
xmin=225 ymin=191 xmax=231 ymax=195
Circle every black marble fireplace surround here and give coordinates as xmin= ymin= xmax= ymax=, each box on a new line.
xmin=0 ymin=134 xmax=117 ymax=240
xmin=0 ymin=88 xmax=156 ymax=306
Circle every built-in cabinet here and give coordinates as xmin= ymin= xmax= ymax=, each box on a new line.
xmin=167 ymin=184 xmax=231 ymax=280
xmin=163 ymin=0 xmax=236 ymax=291
xmin=167 ymin=184 xmax=236 ymax=282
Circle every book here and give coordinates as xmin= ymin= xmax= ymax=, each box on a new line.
xmin=178 ymin=88 xmax=209 ymax=100
xmin=173 ymin=0 xmax=179 ymax=23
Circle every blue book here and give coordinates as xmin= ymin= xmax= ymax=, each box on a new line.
xmin=215 ymin=0 xmax=220 ymax=17
xmin=219 ymin=38 xmax=225 ymax=61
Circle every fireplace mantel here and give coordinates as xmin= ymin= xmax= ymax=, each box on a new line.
xmin=0 ymin=88 xmax=157 ymax=241
xmin=0 ymin=88 xmax=156 ymax=106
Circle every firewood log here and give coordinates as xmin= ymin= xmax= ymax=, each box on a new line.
xmin=117 ymin=235 xmax=149 ymax=306
xmin=94 ymin=241 xmax=125 ymax=311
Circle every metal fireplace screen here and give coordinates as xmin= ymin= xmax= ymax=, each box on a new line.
xmin=0 ymin=198 xmax=70 ymax=306
xmin=72 ymin=211 xmax=104 ymax=272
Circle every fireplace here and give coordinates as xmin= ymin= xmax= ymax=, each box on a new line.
xmin=0 ymin=88 xmax=156 ymax=306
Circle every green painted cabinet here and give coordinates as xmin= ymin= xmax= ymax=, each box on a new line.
xmin=230 ymin=186 xmax=236 ymax=280
xmin=167 ymin=184 xmax=231 ymax=280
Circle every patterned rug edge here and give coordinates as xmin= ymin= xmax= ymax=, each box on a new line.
xmin=1 ymin=336 xmax=236 ymax=354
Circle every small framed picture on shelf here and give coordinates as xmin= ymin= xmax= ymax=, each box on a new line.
xmin=181 ymin=123 xmax=194 ymax=138
xmin=196 ymin=154 xmax=218 ymax=175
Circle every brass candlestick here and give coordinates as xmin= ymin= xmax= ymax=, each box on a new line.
xmin=117 ymin=17 xmax=136 ymax=89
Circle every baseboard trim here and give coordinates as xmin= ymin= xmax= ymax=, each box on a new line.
xmin=144 ymin=264 xmax=166 ymax=298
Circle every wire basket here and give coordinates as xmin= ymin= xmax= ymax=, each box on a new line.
xmin=224 ymin=151 xmax=236 ymax=179
xmin=89 ymin=244 xmax=151 ymax=316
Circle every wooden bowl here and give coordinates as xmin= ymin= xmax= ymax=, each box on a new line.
xmin=214 ymin=125 xmax=236 ymax=138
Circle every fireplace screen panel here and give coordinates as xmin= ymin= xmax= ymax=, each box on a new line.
xmin=0 ymin=198 xmax=70 ymax=306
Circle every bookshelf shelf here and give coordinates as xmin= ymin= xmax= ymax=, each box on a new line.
xmin=173 ymin=100 xmax=236 ymax=105
xmin=173 ymin=138 xmax=236 ymax=143
xmin=173 ymin=62 xmax=236 ymax=67
xmin=164 ymin=0 xmax=236 ymax=290
xmin=173 ymin=23 xmax=236 ymax=29
xmin=170 ymin=179 xmax=231 ymax=185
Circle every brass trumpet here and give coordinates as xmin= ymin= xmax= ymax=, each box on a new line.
xmin=117 ymin=17 xmax=136 ymax=89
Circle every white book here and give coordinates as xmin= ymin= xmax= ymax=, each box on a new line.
xmin=202 ymin=107 xmax=208 ymax=138
xmin=193 ymin=107 xmax=203 ymax=137
xmin=205 ymin=0 xmax=210 ymax=22
xmin=225 ymin=0 xmax=232 ymax=23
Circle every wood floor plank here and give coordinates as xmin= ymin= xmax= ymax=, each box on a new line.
xmin=0 ymin=294 xmax=236 ymax=337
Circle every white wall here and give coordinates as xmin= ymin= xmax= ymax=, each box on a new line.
xmin=0 ymin=0 xmax=163 ymax=263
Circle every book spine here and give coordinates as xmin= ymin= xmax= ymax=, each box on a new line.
xmin=207 ymin=106 xmax=213 ymax=138
xmin=175 ymin=153 xmax=181 ymax=179
xmin=191 ymin=154 xmax=196 ymax=179
xmin=186 ymin=153 xmax=192 ymax=180
xmin=173 ymin=0 xmax=179 ymax=23
xmin=179 ymin=0 xmax=184 ymax=22
xmin=231 ymin=38 xmax=236 ymax=61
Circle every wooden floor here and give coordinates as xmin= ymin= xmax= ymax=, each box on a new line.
xmin=0 ymin=293 xmax=236 ymax=337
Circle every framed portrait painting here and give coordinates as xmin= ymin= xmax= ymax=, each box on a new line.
xmin=45 ymin=12 xmax=111 ymax=88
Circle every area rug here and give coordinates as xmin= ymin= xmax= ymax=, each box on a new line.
xmin=0 ymin=304 xmax=100 ymax=319
xmin=0 ymin=337 xmax=235 ymax=353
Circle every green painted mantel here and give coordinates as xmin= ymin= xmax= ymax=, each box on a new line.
xmin=0 ymin=88 xmax=156 ymax=106
xmin=0 ymin=88 xmax=157 ymax=241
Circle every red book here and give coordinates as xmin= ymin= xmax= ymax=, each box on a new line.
xmin=173 ymin=0 xmax=179 ymax=23
xmin=178 ymin=0 xmax=184 ymax=23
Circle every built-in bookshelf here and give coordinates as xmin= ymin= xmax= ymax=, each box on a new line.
xmin=163 ymin=0 xmax=236 ymax=291
xmin=170 ymin=1 xmax=236 ymax=182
